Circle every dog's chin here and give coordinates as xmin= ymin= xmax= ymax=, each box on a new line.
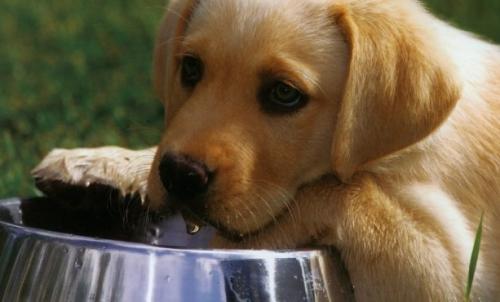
xmin=207 ymin=219 xmax=254 ymax=243
xmin=181 ymin=210 xmax=249 ymax=242
xmin=175 ymin=206 xmax=272 ymax=242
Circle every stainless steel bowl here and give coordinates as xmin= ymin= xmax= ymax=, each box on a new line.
xmin=0 ymin=197 xmax=353 ymax=302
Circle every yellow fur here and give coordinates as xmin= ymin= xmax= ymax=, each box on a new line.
xmin=34 ymin=0 xmax=500 ymax=300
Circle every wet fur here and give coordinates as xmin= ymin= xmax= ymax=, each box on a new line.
xmin=34 ymin=0 xmax=500 ymax=300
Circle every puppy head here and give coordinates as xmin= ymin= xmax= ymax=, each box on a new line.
xmin=147 ymin=0 xmax=459 ymax=239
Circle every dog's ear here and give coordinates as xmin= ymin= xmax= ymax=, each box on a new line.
xmin=154 ymin=0 xmax=199 ymax=123
xmin=330 ymin=3 xmax=461 ymax=181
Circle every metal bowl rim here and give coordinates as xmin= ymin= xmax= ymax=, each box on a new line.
xmin=0 ymin=198 xmax=326 ymax=258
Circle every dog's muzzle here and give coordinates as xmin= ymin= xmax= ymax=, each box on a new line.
xmin=159 ymin=153 xmax=213 ymax=234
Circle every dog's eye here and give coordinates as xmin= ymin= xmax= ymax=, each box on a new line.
xmin=260 ymin=82 xmax=307 ymax=114
xmin=181 ymin=55 xmax=203 ymax=87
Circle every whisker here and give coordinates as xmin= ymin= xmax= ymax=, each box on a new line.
xmin=255 ymin=187 xmax=296 ymax=246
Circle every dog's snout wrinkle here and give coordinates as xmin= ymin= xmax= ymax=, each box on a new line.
xmin=159 ymin=153 xmax=213 ymax=204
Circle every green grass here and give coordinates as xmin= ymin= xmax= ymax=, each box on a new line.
xmin=0 ymin=0 xmax=499 ymax=197
xmin=0 ymin=0 xmax=166 ymax=196
xmin=425 ymin=0 xmax=500 ymax=42
xmin=465 ymin=213 xmax=484 ymax=301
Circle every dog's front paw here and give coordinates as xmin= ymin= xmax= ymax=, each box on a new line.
xmin=31 ymin=147 xmax=155 ymax=210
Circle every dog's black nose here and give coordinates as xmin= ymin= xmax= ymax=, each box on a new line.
xmin=159 ymin=153 xmax=212 ymax=202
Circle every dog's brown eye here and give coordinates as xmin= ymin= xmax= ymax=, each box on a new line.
xmin=181 ymin=55 xmax=203 ymax=87
xmin=260 ymin=81 xmax=307 ymax=114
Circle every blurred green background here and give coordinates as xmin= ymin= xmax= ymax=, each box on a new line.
xmin=0 ymin=0 xmax=499 ymax=197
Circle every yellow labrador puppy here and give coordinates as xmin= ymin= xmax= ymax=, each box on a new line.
xmin=33 ymin=0 xmax=500 ymax=300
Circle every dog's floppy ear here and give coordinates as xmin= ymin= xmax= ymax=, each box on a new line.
xmin=154 ymin=0 xmax=199 ymax=123
xmin=330 ymin=3 xmax=461 ymax=181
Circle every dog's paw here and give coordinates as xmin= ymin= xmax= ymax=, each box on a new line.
xmin=31 ymin=147 xmax=155 ymax=209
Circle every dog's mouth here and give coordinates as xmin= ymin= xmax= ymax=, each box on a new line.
xmin=180 ymin=208 xmax=206 ymax=235
xmin=178 ymin=204 xmax=291 ymax=243
xmin=179 ymin=208 xmax=249 ymax=242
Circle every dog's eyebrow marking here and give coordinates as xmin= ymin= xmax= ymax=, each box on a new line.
xmin=172 ymin=0 xmax=202 ymax=59
xmin=260 ymin=56 xmax=322 ymax=97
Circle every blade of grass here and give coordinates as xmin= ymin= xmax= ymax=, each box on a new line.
xmin=465 ymin=213 xmax=484 ymax=302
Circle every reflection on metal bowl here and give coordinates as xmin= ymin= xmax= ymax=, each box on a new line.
xmin=0 ymin=198 xmax=353 ymax=302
